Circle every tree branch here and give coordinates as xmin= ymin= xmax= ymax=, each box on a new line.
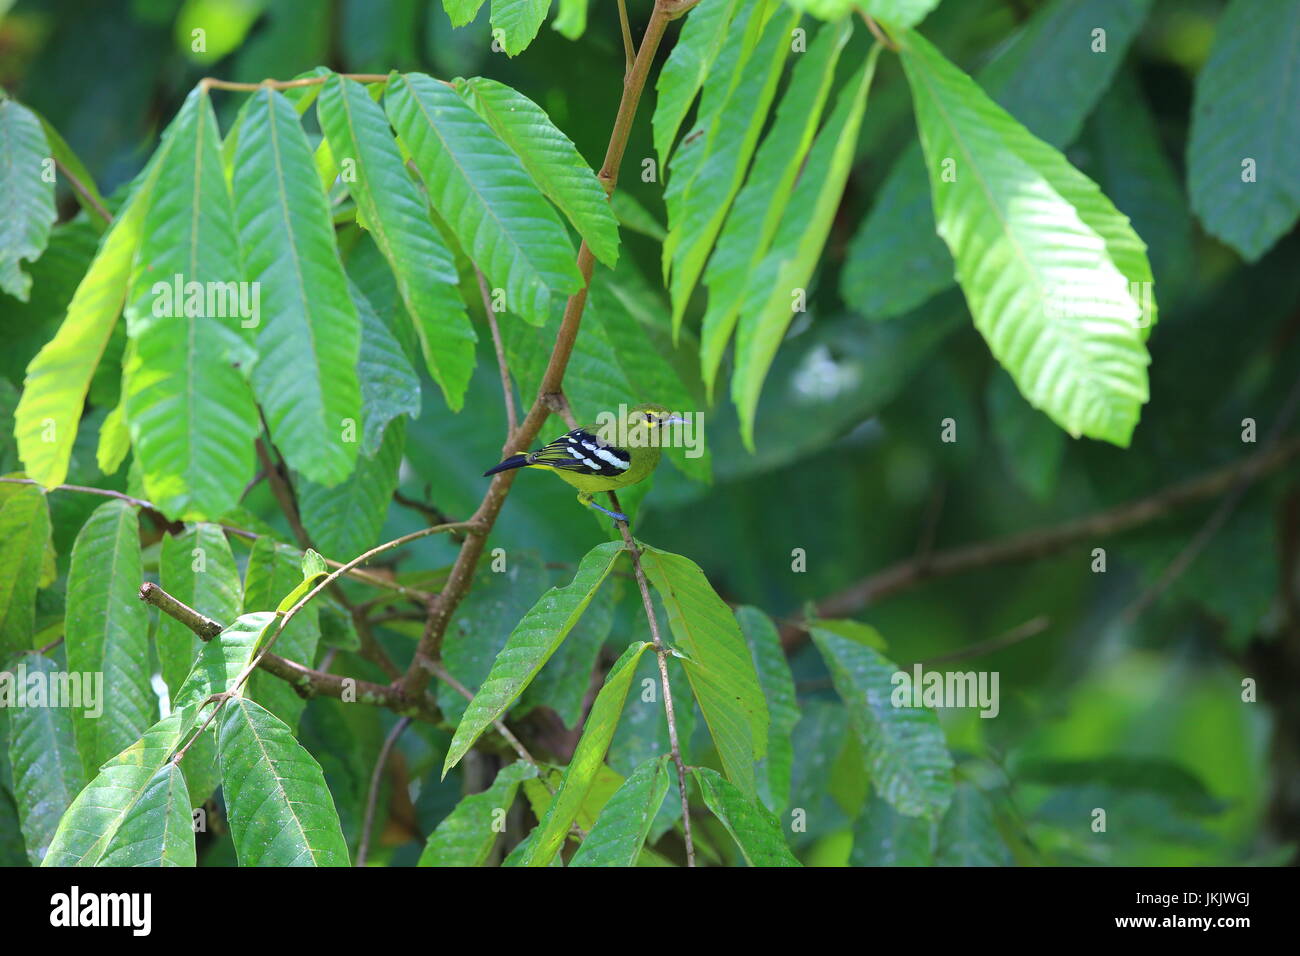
xmin=608 ymin=492 xmax=695 ymax=867
xmin=140 ymin=581 xmax=441 ymax=723
xmin=476 ymin=264 xmax=519 ymax=441
xmin=356 ymin=716 xmax=412 ymax=867
xmin=400 ymin=0 xmax=683 ymax=700
xmin=782 ymin=436 xmax=1300 ymax=649
xmin=0 ymin=478 xmax=435 ymax=601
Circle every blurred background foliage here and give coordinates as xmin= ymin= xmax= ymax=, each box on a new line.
xmin=1 ymin=0 xmax=1297 ymax=866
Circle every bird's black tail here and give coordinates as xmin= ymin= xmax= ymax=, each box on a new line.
xmin=483 ymin=453 xmax=530 ymax=477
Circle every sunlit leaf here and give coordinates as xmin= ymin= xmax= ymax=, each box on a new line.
xmin=638 ymin=544 xmax=767 ymax=797
xmin=693 ymin=766 xmax=801 ymax=866
xmin=233 ymin=87 xmax=362 ymax=485
xmin=417 ymin=760 xmax=536 ymax=866
xmin=444 ymin=541 xmax=624 ymax=775
xmin=318 ymin=74 xmax=476 ymax=409
xmin=218 ymin=697 xmax=349 ymax=866
xmin=65 ymin=499 xmax=153 ymax=779
xmin=386 ymin=73 xmax=582 ymax=325
xmin=521 ymin=641 xmax=651 ymax=866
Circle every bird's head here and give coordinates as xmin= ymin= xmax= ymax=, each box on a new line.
xmin=626 ymin=402 xmax=687 ymax=431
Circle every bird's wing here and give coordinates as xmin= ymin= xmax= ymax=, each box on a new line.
xmin=529 ymin=427 xmax=632 ymax=478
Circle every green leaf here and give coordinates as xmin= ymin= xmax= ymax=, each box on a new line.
xmin=65 ymin=499 xmax=154 ymax=779
xmin=0 ymin=485 xmax=50 ymax=659
xmin=34 ymin=109 xmax=109 ymax=230
xmin=318 ymin=74 xmax=476 ymax=409
xmin=850 ymin=794 xmax=935 ymax=865
xmin=457 ymin=76 xmax=619 ymax=267
xmin=42 ymin=713 xmax=184 ymax=867
xmin=521 ymin=641 xmax=651 ymax=866
xmin=553 ymin=0 xmax=587 ymax=39
xmin=14 ymin=155 xmax=158 ymax=490
xmin=299 ymin=415 xmax=404 ymax=559
xmin=665 ymin=4 xmax=799 ymax=335
xmin=233 ymin=87 xmax=362 ymax=486
xmin=935 ymin=782 xmax=1009 ymax=866
xmin=350 ymin=277 xmax=421 ymax=456
xmin=811 ymin=623 xmax=953 ymax=820
xmin=986 ymin=368 xmax=1065 ymax=501
xmin=610 ymin=191 xmax=665 ymax=241
xmin=218 ymin=697 xmax=350 ymax=866
xmin=737 ymin=606 xmax=798 ymax=813
xmin=0 ymin=96 xmax=57 ymax=301
xmin=652 ymin=0 xmax=742 ymax=168
xmin=243 ymin=538 xmax=320 ymax=730
xmin=443 ymin=541 xmax=624 ymax=775
xmin=699 ymin=19 xmax=850 ymax=395
xmin=898 ymin=27 xmax=1150 ymax=446
xmin=157 ymin=523 xmax=242 ymax=700
xmin=121 ymin=86 xmax=259 ymax=521
xmin=5 ymin=654 xmax=85 ymax=864
xmin=693 ymin=766 xmax=801 ymax=866
xmin=95 ymin=401 xmax=130 ymax=475
xmin=638 ymin=544 xmax=767 ymax=797
xmin=171 ymin=611 xmax=274 ymax=722
xmin=98 ymin=762 xmax=195 ymax=867
xmin=1187 ymin=0 xmax=1300 ymax=261
xmin=518 ymin=575 xmax=613 ymax=727
xmin=441 ymin=0 xmax=487 ymax=27
xmin=731 ymin=49 xmax=882 ymax=449
xmin=386 ymin=73 xmax=583 ymax=326
xmin=570 ymin=755 xmax=670 ymax=867
xmin=859 ymin=0 xmax=941 ymax=28
xmin=417 ymin=760 xmax=536 ymax=865
xmin=490 ymin=0 xmax=549 ymax=56
xmin=842 ymin=0 xmax=1154 ymax=320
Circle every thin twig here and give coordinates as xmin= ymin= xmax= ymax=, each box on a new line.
xmin=142 ymin=582 xmax=440 ymax=731
xmin=617 ymin=0 xmax=636 ymax=76
xmin=170 ymin=518 xmax=472 ymax=762
xmin=400 ymin=0 xmax=682 ymax=700
xmin=0 ymin=478 xmax=435 ymax=601
xmin=199 ymin=73 xmax=390 ymax=92
xmin=780 ymin=435 xmax=1300 ymax=650
xmin=476 ymin=265 xmax=519 ymax=441
xmin=1120 ymin=380 xmax=1300 ymax=623
xmin=139 ymin=582 xmax=222 ymax=640
xmin=356 ymin=716 xmax=412 ymax=867
xmin=254 ymin=435 xmax=313 ymax=551
xmin=608 ymin=491 xmax=694 ymax=867
xmin=427 ymin=661 xmax=540 ymax=770
xmin=858 ymin=10 xmax=900 ymax=51
xmin=53 ymin=158 xmax=111 ymax=224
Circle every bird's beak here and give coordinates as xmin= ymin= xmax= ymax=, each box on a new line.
xmin=661 ymin=415 xmax=688 ymax=426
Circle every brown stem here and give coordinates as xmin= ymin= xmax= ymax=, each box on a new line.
xmin=142 ymin=581 xmax=441 ymax=722
xmin=427 ymin=661 xmax=541 ymax=770
xmin=476 ymin=265 xmax=519 ymax=441
xmin=356 ymin=716 xmax=412 ymax=866
xmin=255 ymin=435 xmax=312 ymax=551
xmin=0 ymin=478 xmax=433 ymax=601
xmin=607 ymin=491 xmax=695 ymax=867
xmin=400 ymin=0 xmax=681 ymax=700
xmin=139 ymin=582 xmax=222 ymax=640
xmin=53 ymin=158 xmax=111 ymax=224
xmin=782 ymin=435 xmax=1300 ymax=649
xmin=199 ymin=73 xmax=390 ymax=92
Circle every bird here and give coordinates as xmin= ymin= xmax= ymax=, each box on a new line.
xmin=483 ymin=403 xmax=686 ymax=522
